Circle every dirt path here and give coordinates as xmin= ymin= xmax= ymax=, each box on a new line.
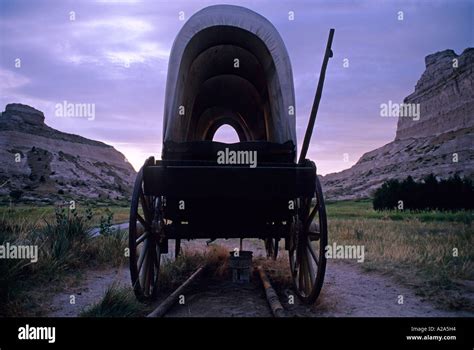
xmin=45 ymin=239 xmax=473 ymax=317
xmin=287 ymin=262 xmax=473 ymax=317
xmin=45 ymin=267 xmax=130 ymax=317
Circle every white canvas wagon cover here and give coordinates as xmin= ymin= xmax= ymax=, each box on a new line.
xmin=162 ymin=5 xmax=297 ymax=145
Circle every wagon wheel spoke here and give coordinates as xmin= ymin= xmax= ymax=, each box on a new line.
xmin=146 ymin=246 xmax=156 ymax=295
xmin=139 ymin=192 xmax=151 ymax=222
xmin=137 ymin=240 xmax=148 ymax=274
xmin=136 ymin=213 xmax=149 ymax=231
xmin=136 ymin=231 xmax=149 ymax=245
xmin=308 ymin=223 xmax=320 ymax=241
xmin=298 ymin=255 xmax=305 ymax=291
xmin=307 ymin=238 xmax=319 ymax=266
xmin=299 ymin=250 xmax=308 ymax=294
xmin=140 ymin=235 xmax=157 ymax=297
xmin=304 ymin=263 xmax=312 ymax=295
xmin=305 ymin=247 xmax=316 ymax=285
xmin=143 ymin=252 xmax=151 ymax=294
xmin=307 ymin=204 xmax=318 ymax=226
xmin=145 ymin=240 xmax=157 ymax=296
xmin=306 ymin=199 xmax=321 ymax=241
xmin=303 ymin=248 xmax=314 ymax=295
xmin=139 ymin=247 xmax=149 ymax=288
xmin=295 ymin=239 xmax=301 ymax=271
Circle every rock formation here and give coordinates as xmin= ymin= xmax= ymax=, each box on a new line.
xmin=0 ymin=103 xmax=136 ymax=203
xmin=321 ymin=48 xmax=474 ymax=200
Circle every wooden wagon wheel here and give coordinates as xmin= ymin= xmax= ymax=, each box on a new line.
xmin=289 ymin=172 xmax=328 ymax=304
xmin=129 ymin=158 xmax=161 ymax=301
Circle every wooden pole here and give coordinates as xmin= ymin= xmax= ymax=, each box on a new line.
xmin=257 ymin=266 xmax=286 ymax=317
xmin=298 ymin=28 xmax=335 ymax=164
xmin=147 ymin=265 xmax=206 ymax=317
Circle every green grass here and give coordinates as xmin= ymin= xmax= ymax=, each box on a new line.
xmin=0 ymin=207 xmax=128 ymax=316
xmin=326 ymin=199 xmax=473 ymax=224
xmin=0 ymin=205 xmax=130 ymax=228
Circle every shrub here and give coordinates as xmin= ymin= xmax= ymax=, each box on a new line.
xmin=79 ymin=283 xmax=145 ymax=317
xmin=99 ymin=209 xmax=113 ymax=236
xmin=37 ymin=208 xmax=92 ymax=270
xmin=373 ymin=174 xmax=474 ymax=211
xmin=0 ymin=217 xmax=37 ymax=308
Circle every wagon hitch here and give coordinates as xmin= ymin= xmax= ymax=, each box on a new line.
xmin=298 ymin=28 xmax=335 ymax=165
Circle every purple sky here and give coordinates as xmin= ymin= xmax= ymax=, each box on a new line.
xmin=0 ymin=0 xmax=472 ymax=174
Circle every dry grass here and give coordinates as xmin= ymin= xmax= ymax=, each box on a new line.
xmin=252 ymin=207 xmax=473 ymax=312
xmin=78 ymin=247 xmax=231 ymax=317
xmin=254 ymin=252 xmax=292 ymax=290
xmin=328 ymin=218 xmax=473 ymax=310
xmin=159 ymin=245 xmax=229 ymax=293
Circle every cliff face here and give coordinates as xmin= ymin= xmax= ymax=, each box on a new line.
xmin=396 ymin=49 xmax=474 ymax=140
xmin=321 ymin=48 xmax=474 ymax=201
xmin=0 ymin=103 xmax=136 ymax=203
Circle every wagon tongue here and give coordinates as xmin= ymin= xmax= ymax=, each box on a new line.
xmin=298 ymin=29 xmax=335 ymax=165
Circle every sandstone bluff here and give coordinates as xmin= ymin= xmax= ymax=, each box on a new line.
xmin=0 ymin=103 xmax=136 ymax=203
xmin=321 ymin=48 xmax=474 ymax=200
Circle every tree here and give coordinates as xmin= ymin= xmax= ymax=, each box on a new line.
xmin=373 ymin=174 xmax=473 ymax=211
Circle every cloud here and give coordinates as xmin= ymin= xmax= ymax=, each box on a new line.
xmin=96 ymin=0 xmax=142 ymax=3
xmin=104 ymin=42 xmax=170 ymax=66
xmin=0 ymin=0 xmax=471 ymax=175
xmin=75 ymin=16 xmax=154 ymax=40
xmin=0 ymin=68 xmax=30 ymax=89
